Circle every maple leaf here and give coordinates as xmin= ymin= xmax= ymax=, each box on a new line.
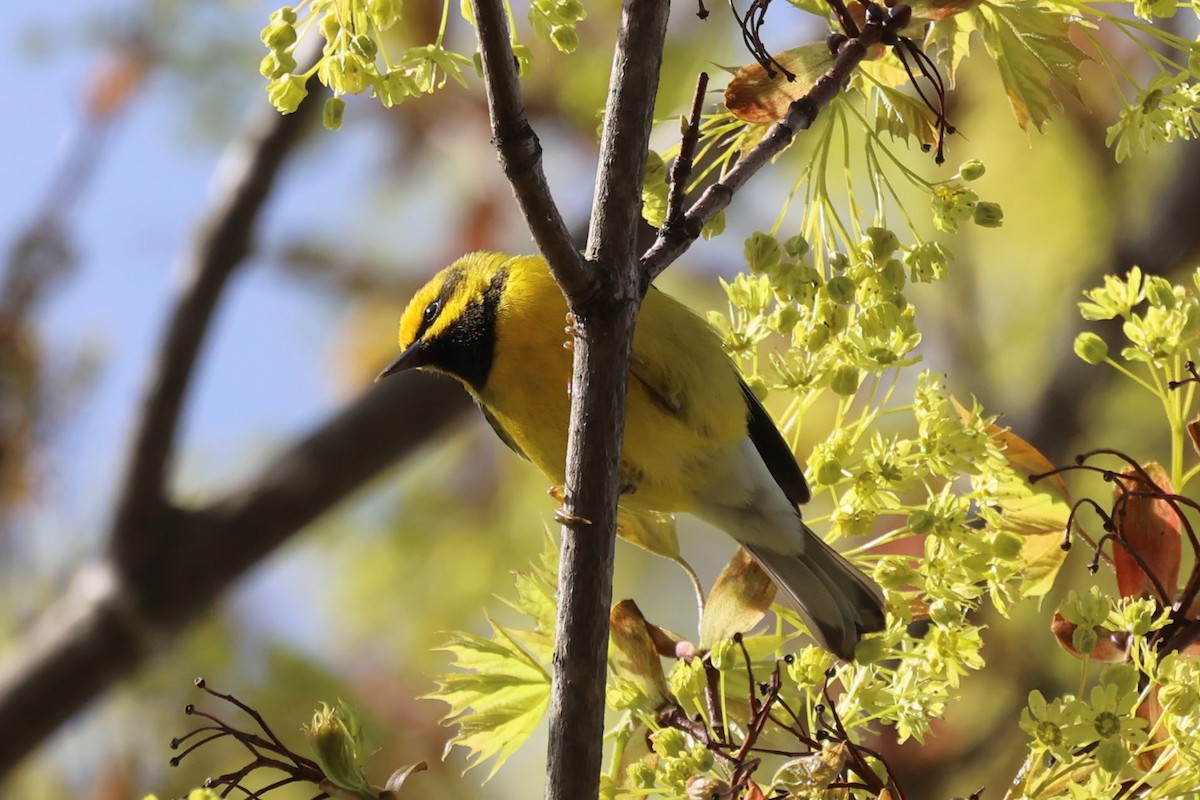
xmin=974 ymin=0 xmax=1088 ymax=131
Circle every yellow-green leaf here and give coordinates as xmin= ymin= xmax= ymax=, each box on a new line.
xmin=699 ymin=548 xmax=776 ymax=649
xmin=975 ymin=1 xmax=1088 ymax=131
xmin=926 ymin=12 xmax=976 ymax=88
xmin=1017 ymin=531 xmax=1070 ymax=597
xmin=617 ymin=506 xmax=680 ymax=560
xmin=428 ymin=624 xmax=550 ymax=780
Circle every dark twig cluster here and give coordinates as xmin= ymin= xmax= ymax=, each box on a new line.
xmin=169 ymin=679 xmax=328 ymax=800
xmin=1031 ymin=449 xmax=1200 ymax=655
xmin=658 ymin=635 xmax=914 ymax=799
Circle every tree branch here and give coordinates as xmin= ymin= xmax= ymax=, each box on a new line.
xmin=543 ymin=2 xmax=671 ymax=800
xmin=0 ymin=49 xmax=475 ymax=776
xmin=108 ymin=39 xmax=323 ymax=576
xmin=641 ymin=24 xmax=883 ymax=280
xmin=0 ymin=372 xmax=471 ymax=777
xmin=469 ymin=0 xmax=588 ymax=293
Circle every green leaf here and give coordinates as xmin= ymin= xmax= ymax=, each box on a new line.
xmin=427 ymin=536 xmax=557 ymax=779
xmin=871 ymin=82 xmax=942 ymax=149
xmin=926 ymin=12 xmax=976 ymax=88
xmin=616 ymin=507 xmax=680 ymax=560
xmin=428 ymin=624 xmax=551 ymax=779
xmin=975 ymin=1 xmax=1088 ymax=131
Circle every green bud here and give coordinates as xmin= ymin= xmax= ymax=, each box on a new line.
xmin=973 ymin=201 xmax=1004 ymax=228
xmin=1072 ymin=623 xmax=1098 ymax=655
xmin=627 ymin=761 xmax=656 ymax=789
xmin=350 ymin=34 xmax=377 ymax=60
xmin=829 ymin=251 xmax=850 ymax=272
xmin=770 ymin=305 xmax=800 ymax=335
xmin=880 ymin=258 xmax=906 ymax=292
xmin=1073 ymin=332 xmax=1108 ymax=365
xmin=814 ymin=457 xmax=844 ymax=486
xmin=557 ymin=0 xmax=587 ymax=20
xmin=865 ymin=227 xmax=899 ymax=260
xmin=260 ymin=19 xmax=298 ymax=50
xmin=745 ymin=374 xmax=769 ymax=401
xmin=267 ymin=73 xmax=309 ymax=113
xmin=992 ymin=530 xmax=1023 ymax=560
xmin=853 ymin=635 xmax=886 ymax=664
xmin=907 ymin=509 xmax=934 ymax=535
xmin=958 ymin=160 xmax=986 ymax=181
xmin=1145 ymin=275 xmax=1176 ymax=308
xmin=875 ymin=556 xmax=918 ymax=590
xmin=306 ymin=703 xmax=369 ymax=794
xmin=817 ymin=301 xmax=848 ymax=333
xmin=829 ymin=365 xmax=860 ymax=396
xmin=825 ymin=276 xmax=856 ymax=304
xmin=783 ymin=234 xmax=809 ymax=258
xmin=368 ymin=0 xmax=404 ymax=29
xmin=745 ymin=232 xmax=782 ymax=275
xmin=323 ymin=96 xmax=346 ymax=130
xmin=549 ymin=25 xmax=579 ymax=53
xmin=259 ymin=50 xmax=297 ymax=79
xmin=650 ymin=726 xmax=688 ymax=758
xmin=320 ymin=12 xmax=341 ymax=42
xmin=929 ymin=599 xmax=960 ymax=627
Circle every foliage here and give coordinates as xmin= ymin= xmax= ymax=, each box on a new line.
xmin=128 ymin=0 xmax=1200 ymax=797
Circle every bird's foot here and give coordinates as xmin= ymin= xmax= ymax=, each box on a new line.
xmin=548 ymin=486 xmax=593 ymax=525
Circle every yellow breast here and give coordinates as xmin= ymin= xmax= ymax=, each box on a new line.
xmin=479 ymin=257 xmax=746 ymax=513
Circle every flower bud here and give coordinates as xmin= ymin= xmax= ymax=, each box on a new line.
xmin=266 ymin=74 xmax=309 ymax=113
xmin=829 ymin=365 xmax=860 ymax=396
xmin=865 ymin=227 xmax=899 ymax=260
xmin=1073 ymin=331 xmax=1108 ymax=365
xmin=958 ymin=160 xmax=986 ymax=181
xmin=323 ymin=96 xmax=346 ymax=130
xmin=972 ymin=201 xmax=1004 ymax=228
xmin=784 ymin=234 xmax=809 ymax=258
xmin=306 ymin=703 xmax=369 ymax=794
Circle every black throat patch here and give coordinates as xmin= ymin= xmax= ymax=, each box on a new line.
xmin=424 ymin=267 xmax=507 ymax=392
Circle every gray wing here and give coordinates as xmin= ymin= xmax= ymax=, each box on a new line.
xmin=740 ymin=379 xmax=811 ymax=507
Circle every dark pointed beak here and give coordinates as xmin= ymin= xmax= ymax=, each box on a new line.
xmin=375 ymin=340 xmax=430 ymax=383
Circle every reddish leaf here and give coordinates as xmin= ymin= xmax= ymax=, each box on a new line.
xmin=724 ymin=44 xmax=836 ymax=124
xmin=1113 ymin=463 xmax=1181 ymax=601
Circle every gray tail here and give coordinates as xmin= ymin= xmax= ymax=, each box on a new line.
xmin=743 ymin=529 xmax=886 ymax=660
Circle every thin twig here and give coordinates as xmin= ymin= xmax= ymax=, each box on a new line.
xmin=641 ymin=23 xmax=884 ymax=281
xmin=662 ymin=72 xmax=709 ymax=236
xmin=468 ymin=0 xmax=588 ymax=295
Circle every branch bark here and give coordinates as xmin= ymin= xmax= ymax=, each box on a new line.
xmin=0 ymin=371 xmax=470 ymax=777
xmin=544 ymin=3 xmax=671 ymax=799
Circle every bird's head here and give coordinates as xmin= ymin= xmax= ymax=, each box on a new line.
xmin=377 ymin=252 xmax=511 ymax=392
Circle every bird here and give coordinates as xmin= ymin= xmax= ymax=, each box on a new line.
xmin=377 ymin=252 xmax=886 ymax=659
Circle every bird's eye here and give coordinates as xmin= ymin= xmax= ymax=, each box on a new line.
xmin=423 ymin=300 xmax=441 ymax=324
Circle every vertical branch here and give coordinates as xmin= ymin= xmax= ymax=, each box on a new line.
xmin=548 ymin=3 xmax=671 ymax=800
